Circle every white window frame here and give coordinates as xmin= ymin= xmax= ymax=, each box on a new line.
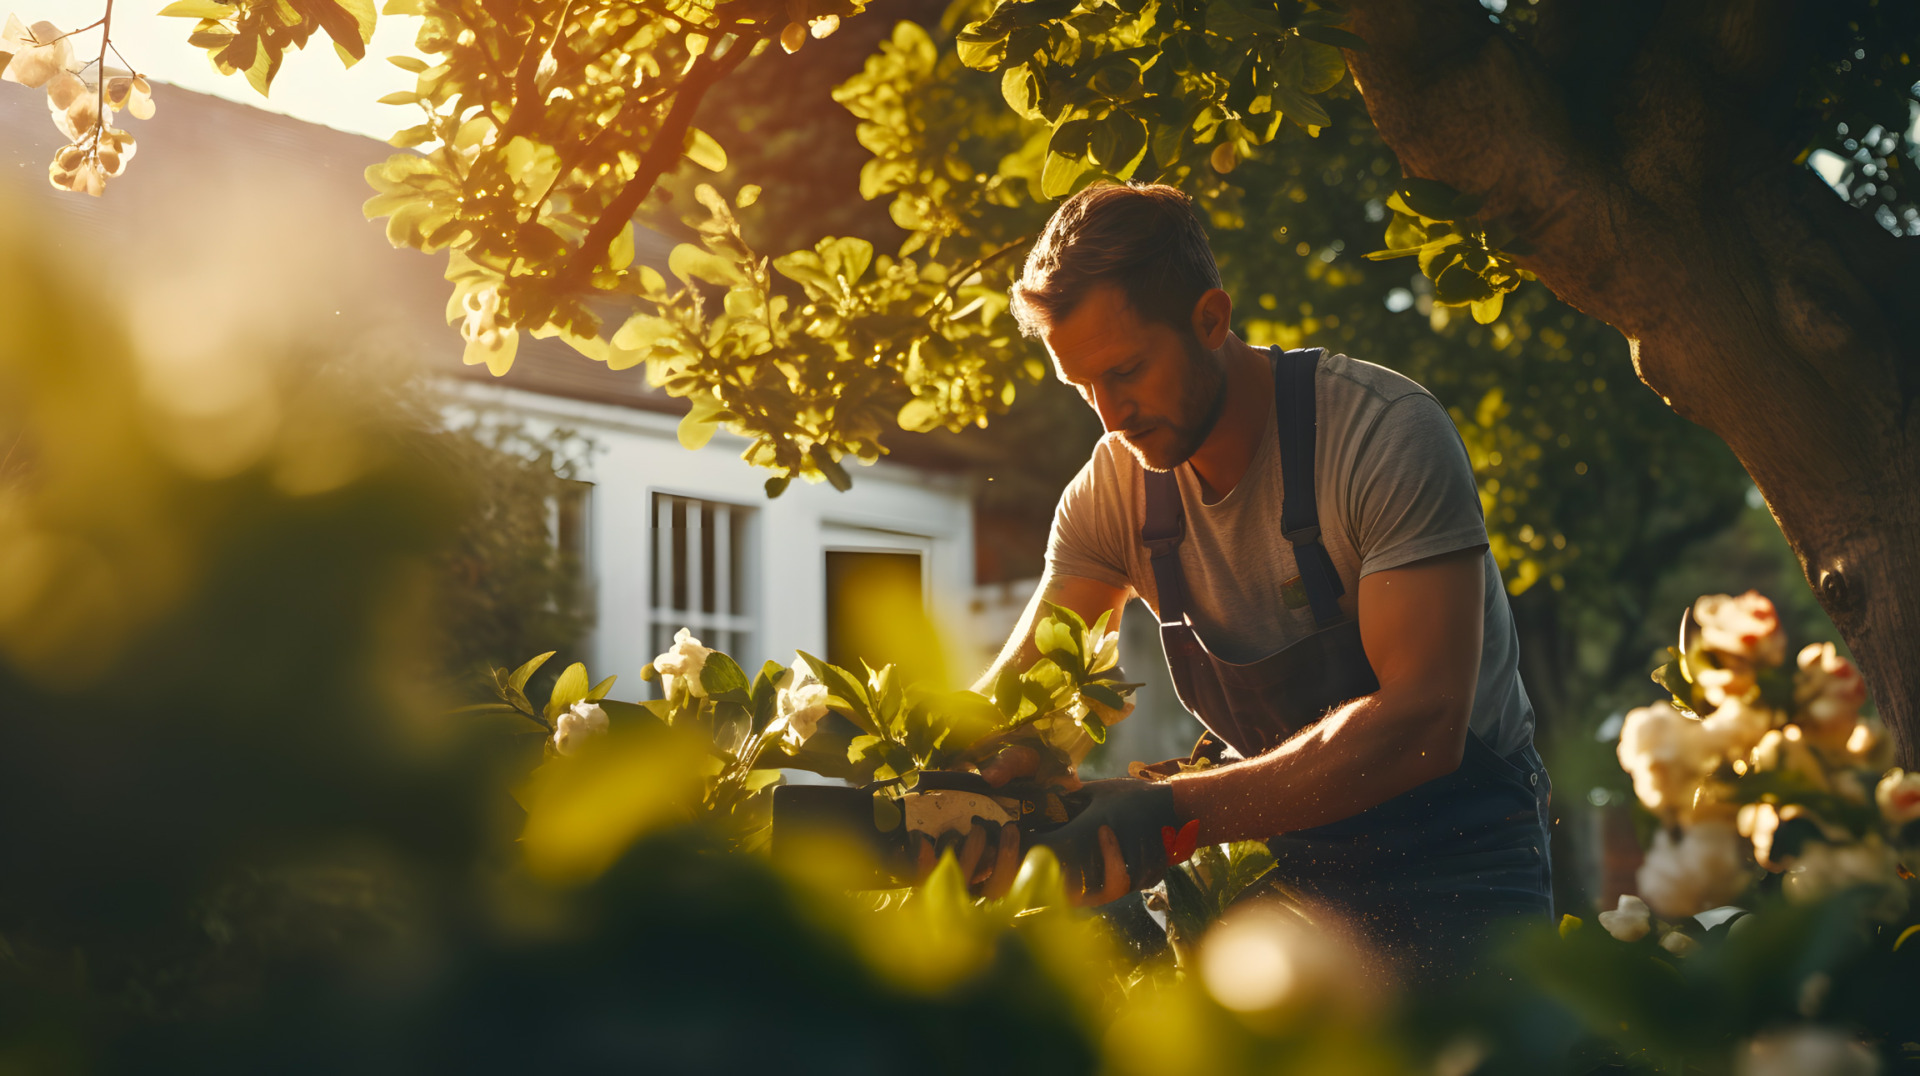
xmin=649 ymin=492 xmax=758 ymax=674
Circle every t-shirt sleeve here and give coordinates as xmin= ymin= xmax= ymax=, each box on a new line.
xmin=1044 ymin=443 xmax=1136 ymax=593
xmin=1346 ymin=393 xmax=1488 ymax=577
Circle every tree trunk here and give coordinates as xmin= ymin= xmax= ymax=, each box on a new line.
xmin=1344 ymin=0 xmax=1920 ymax=765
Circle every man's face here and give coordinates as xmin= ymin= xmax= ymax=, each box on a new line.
xmin=1042 ymin=282 xmax=1226 ymax=472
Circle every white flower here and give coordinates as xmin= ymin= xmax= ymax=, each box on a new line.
xmin=551 ymin=700 xmax=608 ymax=756
xmin=1088 ymin=629 xmax=1120 ymax=675
xmin=1618 ymin=702 xmax=1716 ymax=814
xmin=1597 ymin=894 xmax=1651 ymax=942
xmin=1795 ymin=642 xmax=1867 ymax=749
xmin=460 ymin=285 xmax=509 ymax=349
xmin=772 ymin=658 xmax=830 ymax=749
xmin=1658 ymin=929 xmax=1699 ymax=956
xmin=1693 ymin=591 xmax=1786 ymax=667
xmin=1699 ymin=696 xmax=1774 ymax=763
xmin=1736 ymin=1027 xmax=1880 ymax=1076
xmin=1637 ymin=820 xmax=1752 ymax=918
xmin=652 ymin=627 xmax=711 ymax=698
xmin=2 ymin=16 xmax=79 ymax=89
xmin=1782 ymin=836 xmax=1908 ymax=922
xmin=1694 ymin=663 xmax=1755 ymax=708
xmin=1749 ymin=727 xmax=1829 ymax=792
xmin=1875 ymin=768 xmax=1920 ymax=827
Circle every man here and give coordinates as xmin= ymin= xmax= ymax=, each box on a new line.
xmin=960 ymin=182 xmax=1552 ymax=984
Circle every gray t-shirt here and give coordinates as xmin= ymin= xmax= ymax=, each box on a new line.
xmin=1046 ymin=350 xmax=1535 ymax=758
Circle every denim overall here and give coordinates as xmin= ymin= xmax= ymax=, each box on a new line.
xmin=1142 ymin=347 xmax=1554 ymax=985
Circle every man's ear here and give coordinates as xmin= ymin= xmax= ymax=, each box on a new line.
xmin=1190 ymin=288 xmax=1233 ymax=349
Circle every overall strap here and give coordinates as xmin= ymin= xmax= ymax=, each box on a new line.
xmin=1141 ymin=468 xmax=1189 ymax=627
xmin=1275 ymin=346 xmax=1346 ymax=628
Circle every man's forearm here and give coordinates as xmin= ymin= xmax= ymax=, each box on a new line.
xmin=1166 ymin=691 xmax=1468 ymax=843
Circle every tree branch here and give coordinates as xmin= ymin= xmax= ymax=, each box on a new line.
xmin=554 ymin=37 xmax=756 ymax=291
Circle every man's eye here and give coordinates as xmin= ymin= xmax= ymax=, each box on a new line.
xmin=1112 ymin=363 xmax=1141 ymax=380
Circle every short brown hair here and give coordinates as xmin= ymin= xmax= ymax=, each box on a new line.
xmin=1010 ymin=183 xmax=1223 ymax=338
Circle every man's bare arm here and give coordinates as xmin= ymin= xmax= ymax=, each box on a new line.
xmin=1166 ymin=547 xmax=1486 ymax=842
xmin=971 ymin=568 xmax=1130 ymax=693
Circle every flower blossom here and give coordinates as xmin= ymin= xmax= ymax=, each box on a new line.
xmin=1736 ymin=1027 xmax=1879 ymax=1076
xmin=1875 ymin=768 xmax=1920 ymax=828
xmin=1782 ymin=836 xmax=1909 ymax=922
xmin=1088 ymin=629 xmax=1120 ymax=675
xmin=1748 ymin=727 xmax=1829 ymax=792
xmin=551 ymin=700 xmax=608 ymax=756
xmin=1637 ymin=820 xmax=1751 ymax=918
xmin=1693 ymin=591 xmax=1787 ymax=667
xmin=1699 ymin=696 xmax=1774 ymax=764
xmin=770 ymin=658 xmax=830 ymax=749
xmin=461 ymin=285 xmax=509 ymax=349
xmin=652 ymin=627 xmax=711 ymax=698
xmin=1617 ymin=702 xmax=1717 ymax=814
xmin=1597 ymin=894 xmax=1651 ymax=942
xmin=1794 ymin=642 xmax=1867 ymax=750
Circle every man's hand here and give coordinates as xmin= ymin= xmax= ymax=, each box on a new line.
xmin=908 ymin=820 xmax=1134 ymax=906
xmin=1034 ymin=777 xmax=1180 ymax=903
xmin=909 ymin=822 xmax=1024 ymax=898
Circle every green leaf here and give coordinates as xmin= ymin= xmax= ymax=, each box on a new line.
xmin=545 ymin=661 xmax=590 ymax=720
xmin=954 ymin=28 xmax=1007 ymax=70
xmin=764 ymin=475 xmax=791 ymax=499
xmin=682 ymin=127 xmax=728 ymax=172
xmin=809 ymin=444 xmax=852 ymax=491
xmin=1081 ymin=713 xmax=1106 ymax=744
xmin=1081 ymin=682 xmax=1126 ymax=711
xmin=387 ymin=54 xmax=427 ymax=72
xmin=678 ymin=392 xmax=726 ymax=450
xmin=798 ymin=651 xmax=877 ymax=732
xmin=159 ymin=0 xmax=236 ymax=17
xmin=668 ymin=243 xmax=746 ymax=287
xmin=897 ymin=397 xmax=943 ymax=433
xmin=1040 ymin=150 xmax=1090 ymax=199
xmin=1433 ymin=262 xmax=1496 ymax=305
xmin=1001 ymin=63 xmax=1040 ymax=117
xmin=1297 ymin=25 xmax=1366 ymax=50
xmin=1398 ymin=178 xmax=1466 ymax=220
xmin=699 ymin=652 xmax=752 ymax=700
xmin=377 ymin=90 xmax=420 ymax=105
xmin=586 ymin=674 xmax=617 ymax=702
xmin=1088 ymin=112 xmax=1147 ymax=171
xmin=510 ymin=651 xmax=557 ymax=694
xmin=1040 ymin=600 xmax=1089 ymax=635
xmin=1273 ymin=84 xmax=1331 ymax=129
xmin=818 ymin=235 xmax=874 ymax=288
xmin=1161 ymin=862 xmax=1214 ymax=941
xmin=1206 ymin=0 xmax=1286 ymax=38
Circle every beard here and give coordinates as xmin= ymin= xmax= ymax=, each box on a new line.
xmin=1117 ymin=336 xmax=1228 ymax=473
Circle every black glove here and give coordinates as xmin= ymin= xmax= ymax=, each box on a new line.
xmin=1035 ymin=778 xmax=1184 ymax=895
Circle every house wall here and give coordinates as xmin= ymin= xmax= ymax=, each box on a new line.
xmin=452 ymin=382 xmax=977 ymax=691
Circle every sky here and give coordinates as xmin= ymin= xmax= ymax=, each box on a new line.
xmin=25 ymin=0 xmax=427 ymax=138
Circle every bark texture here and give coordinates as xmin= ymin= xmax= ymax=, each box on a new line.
xmin=1344 ymin=0 xmax=1920 ymax=764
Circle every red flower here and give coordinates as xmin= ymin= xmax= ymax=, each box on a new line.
xmin=1161 ymin=819 xmax=1200 ymax=865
